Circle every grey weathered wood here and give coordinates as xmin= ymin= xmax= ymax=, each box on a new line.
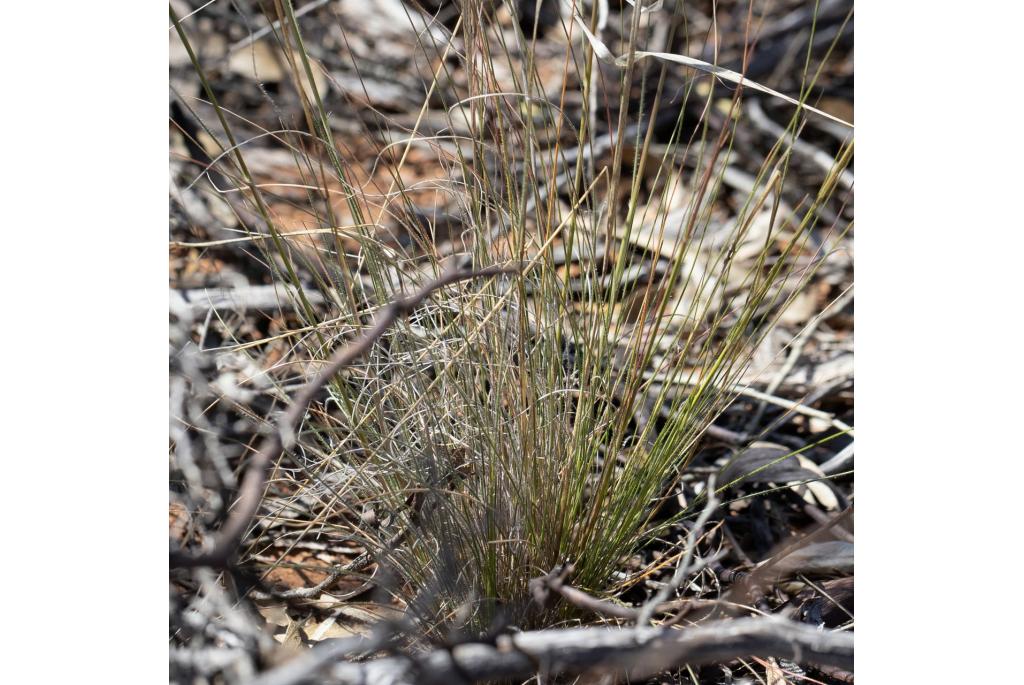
xmin=170 ymin=285 xmax=326 ymax=318
xmin=324 ymin=618 xmax=853 ymax=685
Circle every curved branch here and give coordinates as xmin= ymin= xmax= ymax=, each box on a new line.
xmin=170 ymin=265 xmax=519 ymax=569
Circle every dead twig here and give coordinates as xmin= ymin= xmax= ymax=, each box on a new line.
xmin=225 ymin=0 xmax=333 ymax=56
xmin=250 ymin=527 xmax=410 ymax=600
xmin=530 ymin=559 xmax=733 ymax=623
xmin=170 ymin=265 xmax=520 ymax=569
xmin=746 ymin=100 xmax=855 ymax=191
xmin=325 ymin=617 xmax=853 ymax=684
xmin=248 ymin=552 xmax=374 ymax=601
xmin=636 ymin=477 xmax=720 ymax=628
xmin=818 ymin=441 xmax=854 ymax=475
xmin=745 ymin=285 xmax=854 ymax=432
xmin=732 ymin=385 xmax=854 ymax=436
xmin=531 ymin=564 xmax=638 ymax=620
xmin=171 ymin=285 xmax=327 ymax=318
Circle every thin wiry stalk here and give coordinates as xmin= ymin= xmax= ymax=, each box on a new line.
xmin=176 ymin=0 xmax=853 ymax=633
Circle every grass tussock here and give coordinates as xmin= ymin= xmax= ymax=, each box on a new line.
xmin=171 ymin=0 xmax=852 ymax=635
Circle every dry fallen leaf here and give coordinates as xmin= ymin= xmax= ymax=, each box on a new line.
xmin=227 ymin=42 xmax=328 ymax=102
xmin=765 ymin=657 xmax=793 ymax=685
xmin=794 ymin=454 xmax=840 ymax=511
xmin=228 ymin=40 xmax=285 ymax=82
xmin=307 ymin=616 xmax=367 ymax=642
xmin=772 ymin=541 xmax=854 ymax=576
xmin=274 ymin=615 xmax=309 ymax=648
xmin=720 ymin=443 xmax=840 ymax=511
xmin=255 ymin=602 xmax=291 ymax=628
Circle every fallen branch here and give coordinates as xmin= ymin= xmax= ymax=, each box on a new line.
xmin=170 ymin=265 xmax=519 ymax=569
xmin=324 ymin=618 xmax=853 ymax=684
xmin=170 ymin=285 xmax=326 ymax=318
xmin=530 ymin=557 xmax=731 ymax=623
